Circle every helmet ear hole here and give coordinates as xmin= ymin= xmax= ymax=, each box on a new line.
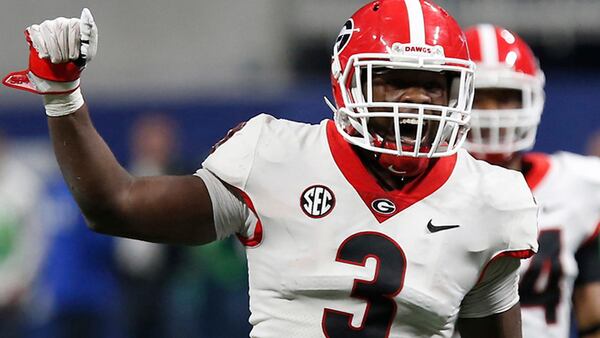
xmin=373 ymin=2 xmax=380 ymax=11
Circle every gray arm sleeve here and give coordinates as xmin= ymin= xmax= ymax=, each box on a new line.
xmin=459 ymin=257 xmax=521 ymax=318
xmin=194 ymin=168 xmax=250 ymax=240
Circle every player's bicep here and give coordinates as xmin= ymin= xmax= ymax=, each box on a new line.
xmin=457 ymin=303 xmax=522 ymax=338
xmin=90 ymin=174 xmax=216 ymax=245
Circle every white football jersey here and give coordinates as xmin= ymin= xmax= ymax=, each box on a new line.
xmin=519 ymin=152 xmax=600 ymax=338
xmin=201 ymin=114 xmax=538 ymax=338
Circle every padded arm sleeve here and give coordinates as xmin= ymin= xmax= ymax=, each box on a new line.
xmin=194 ymin=168 xmax=250 ymax=240
xmin=459 ymin=257 xmax=521 ymax=318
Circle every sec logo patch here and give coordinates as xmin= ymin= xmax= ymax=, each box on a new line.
xmin=301 ymin=185 xmax=336 ymax=218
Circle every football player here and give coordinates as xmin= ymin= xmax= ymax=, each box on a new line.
xmin=464 ymin=24 xmax=600 ymax=338
xmin=4 ymin=1 xmax=539 ymax=337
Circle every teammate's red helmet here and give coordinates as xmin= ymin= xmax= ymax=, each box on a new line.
xmin=327 ymin=0 xmax=475 ymax=158
xmin=464 ymin=24 xmax=545 ymax=155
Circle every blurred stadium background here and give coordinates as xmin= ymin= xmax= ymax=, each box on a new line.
xmin=0 ymin=1 xmax=599 ymax=337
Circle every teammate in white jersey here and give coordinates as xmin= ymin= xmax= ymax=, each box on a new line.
xmin=4 ymin=1 xmax=539 ymax=337
xmin=464 ymin=25 xmax=600 ymax=338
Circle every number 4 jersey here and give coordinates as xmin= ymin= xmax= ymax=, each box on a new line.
xmin=519 ymin=152 xmax=600 ymax=338
xmin=198 ymin=114 xmax=539 ymax=338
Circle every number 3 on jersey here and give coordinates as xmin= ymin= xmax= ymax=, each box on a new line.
xmin=322 ymin=232 xmax=407 ymax=338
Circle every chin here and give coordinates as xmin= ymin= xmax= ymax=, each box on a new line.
xmin=379 ymin=153 xmax=431 ymax=177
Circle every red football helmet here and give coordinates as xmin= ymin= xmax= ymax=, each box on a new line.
xmin=464 ymin=24 xmax=545 ymax=156
xmin=327 ymin=0 xmax=475 ymax=165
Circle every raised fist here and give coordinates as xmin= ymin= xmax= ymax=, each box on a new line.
xmin=3 ymin=8 xmax=98 ymax=95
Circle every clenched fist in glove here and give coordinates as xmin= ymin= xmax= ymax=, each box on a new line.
xmin=3 ymin=8 xmax=98 ymax=116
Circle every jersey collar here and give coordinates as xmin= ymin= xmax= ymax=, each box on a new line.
xmin=522 ymin=152 xmax=551 ymax=191
xmin=326 ymin=121 xmax=457 ymax=223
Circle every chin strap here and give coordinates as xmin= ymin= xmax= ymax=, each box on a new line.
xmin=375 ymin=139 xmax=431 ymax=177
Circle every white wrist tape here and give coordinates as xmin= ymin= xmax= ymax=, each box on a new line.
xmin=28 ymin=71 xmax=81 ymax=94
xmin=43 ymin=88 xmax=85 ymax=117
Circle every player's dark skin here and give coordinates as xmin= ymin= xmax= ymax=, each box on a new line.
xmin=357 ymin=69 xmax=446 ymax=190
xmin=473 ymin=88 xmax=600 ymax=338
xmin=47 ymin=69 xmax=520 ymax=338
xmin=575 ymin=285 xmax=600 ymax=338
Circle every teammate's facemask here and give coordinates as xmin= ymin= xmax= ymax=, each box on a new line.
xmin=464 ymin=24 xmax=545 ymax=162
xmin=326 ymin=0 xmax=475 ymax=177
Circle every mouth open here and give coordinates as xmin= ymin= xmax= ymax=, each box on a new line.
xmin=381 ymin=118 xmax=432 ymax=148
xmin=368 ymin=109 xmax=437 ymax=153
xmin=399 ymin=118 xmax=429 ymax=145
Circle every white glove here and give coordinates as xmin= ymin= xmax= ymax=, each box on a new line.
xmin=3 ymin=8 xmax=98 ymax=116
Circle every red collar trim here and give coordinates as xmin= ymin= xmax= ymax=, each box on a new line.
xmin=326 ymin=121 xmax=457 ymax=223
xmin=522 ymin=153 xmax=551 ymax=191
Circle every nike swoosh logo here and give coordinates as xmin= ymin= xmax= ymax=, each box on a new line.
xmin=427 ymin=219 xmax=460 ymax=233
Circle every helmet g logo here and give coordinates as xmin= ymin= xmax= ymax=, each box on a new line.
xmin=301 ymin=185 xmax=336 ymax=218
xmin=335 ymin=19 xmax=354 ymax=53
